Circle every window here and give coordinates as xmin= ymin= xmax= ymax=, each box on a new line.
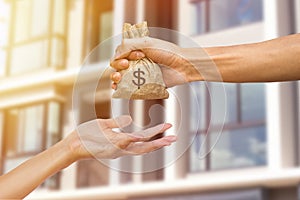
xmin=189 ymin=0 xmax=263 ymax=35
xmin=76 ymin=85 xmax=111 ymax=188
xmin=5 ymin=105 xmax=44 ymax=157
xmin=1 ymin=0 xmax=67 ymax=76
xmin=189 ymin=82 xmax=267 ymax=172
xmin=130 ymin=188 xmax=267 ymax=200
xmin=0 ymin=0 xmax=10 ymax=77
xmin=82 ymin=0 xmax=113 ymax=63
xmin=1 ymin=101 xmax=62 ymax=189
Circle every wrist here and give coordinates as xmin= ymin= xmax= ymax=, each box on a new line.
xmin=182 ymin=46 xmax=237 ymax=82
xmin=42 ymin=134 xmax=79 ymax=172
xmin=59 ymin=131 xmax=84 ymax=165
xmin=65 ymin=130 xmax=93 ymax=161
xmin=179 ymin=47 xmax=204 ymax=82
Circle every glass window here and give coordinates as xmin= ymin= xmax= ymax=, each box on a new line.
xmin=77 ymin=160 xmax=109 ymax=188
xmin=83 ymin=0 xmax=113 ymax=62
xmin=14 ymin=0 xmax=50 ymax=42
xmin=46 ymin=102 xmax=61 ymax=148
xmin=3 ymin=101 xmax=62 ymax=189
xmin=189 ymin=82 xmax=266 ymax=172
xmin=130 ymin=188 xmax=267 ymax=200
xmin=53 ymin=0 xmax=66 ymax=35
xmin=0 ymin=0 xmax=10 ymax=47
xmin=190 ymin=0 xmax=206 ymax=35
xmin=190 ymin=0 xmax=263 ymax=35
xmin=0 ymin=49 xmax=6 ymax=77
xmin=14 ymin=0 xmax=31 ymax=43
xmin=51 ymin=38 xmax=65 ymax=68
xmin=190 ymin=82 xmax=206 ymax=130
xmin=4 ymin=0 xmax=67 ymax=76
xmin=241 ymin=84 xmax=266 ymax=121
xmin=31 ymin=0 xmax=50 ymax=37
xmin=0 ymin=111 xmax=3 ymax=147
xmin=189 ymin=133 xmax=206 ymax=172
xmin=99 ymin=10 xmax=113 ymax=60
xmin=211 ymin=83 xmax=238 ymax=125
xmin=0 ymin=0 xmax=10 ymax=77
xmin=210 ymin=126 xmax=266 ymax=170
xmin=10 ymin=41 xmax=48 ymax=75
xmin=5 ymin=105 xmax=44 ymax=157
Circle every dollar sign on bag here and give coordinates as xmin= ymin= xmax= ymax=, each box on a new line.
xmin=132 ymin=68 xmax=145 ymax=89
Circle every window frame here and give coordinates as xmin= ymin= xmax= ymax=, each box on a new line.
xmin=1 ymin=0 xmax=68 ymax=77
xmin=1 ymin=100 xmax=63 ymax=160
xmin=190 ymin=83 xmax=267 ymax=172
xmin=1 ymin=100 xmax=63 ymax=189
xmin=189 ymin=0 xmax=263 ymax=35
xmin=81 ymin=0 xmax=113 ymax=63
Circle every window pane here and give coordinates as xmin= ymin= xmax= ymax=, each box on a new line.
xmin=23 ymin=105 xmax=44 ymax=152
xmin=241 ymin=84 xmax=266 ymax=121
xmin=10 ymin=41 xmax=48 ymax=75
xmin=0 ymin=0 xmax=10 ymax=47
xmin=53 ymin=0 xmax=66 ymax=35
xmin=15 ymin=0 xmax=31 ymax=43
xmin=5 ymin=105 xmax=44 ymax=157
xmin=31 ymin=0 xmax=50 ymax=37
xmin=190 ymin=1 xmax=206 ymax=35
xmin=190 ymin=82 xmax=206 ymax=131
xmin=210 ymin=126 xmax=266 ymax=170
xmin=209 ymin=0 xmax=232 ymax=32
xmin=190 ymin=0 xmax=263 ymax=34
xmin=51 ymin=38 xmax=65 ymax=68
xmin=99 ymin=10 xmax=114 ymax=60
xmin=0 ymin=111 xmax=3 ymax=152
xmin=211 ymin=0 xmax=263 ymax=31
xmin=211 ymin=83 xmax=237 ymax=126
xmin=0 ymin=49 xmax=6 ymax=76
xmin=189 ymin=133 xmax=206 ymax=172
xmin=6 ymin=109 xmax=19 ymax=156
xmin=47 ymin=102 xmax=61 ymax=148
xmin=77 ymin=160 xmax=109 ymax=188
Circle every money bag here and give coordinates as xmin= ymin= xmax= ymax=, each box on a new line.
xmin=112 ymin=22 xmax=169 ymax=100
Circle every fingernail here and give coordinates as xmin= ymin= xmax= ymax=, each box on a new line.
xmin=167 ymin=136 xmax=177 ymax=142
xmin=165 ymin=123 xmax=172 ymax=128
xmin=137 ymin=51 xmax=145 ymax=58
xmin=112 ymin=73 xmax=118 ymax=79
xmin=120 ymin=60 xmax=128 ymax=67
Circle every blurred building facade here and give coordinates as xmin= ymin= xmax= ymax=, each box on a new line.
xmin=0 ymin=0 xmax=299 ymax=199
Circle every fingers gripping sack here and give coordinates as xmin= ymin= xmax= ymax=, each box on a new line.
xmin=112 ymin=22 xmax=169 ymax=100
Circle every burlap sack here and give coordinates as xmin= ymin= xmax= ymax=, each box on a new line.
xmin=112 ymin=22 xmax=169 ymax=100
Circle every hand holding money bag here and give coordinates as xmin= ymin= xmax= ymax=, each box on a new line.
xmin=112 ymin=22 xmax=169 ymax=99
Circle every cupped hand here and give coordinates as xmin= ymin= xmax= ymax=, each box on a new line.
xmin=110 ymin=37 xmax=197 ymax=89
xmin=68 ymin=115 xmax=176 ymax=160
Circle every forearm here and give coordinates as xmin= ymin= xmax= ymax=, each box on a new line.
xmin=185 ymin=34 xmax=300 ymax=83
xmin=0 ymin=132 xmax=77 ymax=199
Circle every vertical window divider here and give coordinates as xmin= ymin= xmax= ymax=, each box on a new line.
xmin=205 ymin=83 xmax=211 ymax=171
xmin=205 ymin=0 xmax=210 ymax=33
xmin=58 ymin=102 xmax=64 ymax=142
xmin=47 ymin=0 xmax=54 ymax=69
xmin=0 ymin=110 xmax=7 ymax=174
xmin=6 ymin=1 xmax=16 ymax=76
xmin=29 ymin=0 xmax=33 ymax=39
xmin=19 ymin=109 xmax=25 ymax=153
xmin=62 ymin=0 xmax=69 ymax=70
xmin=237 ymin=83 xmax=242 ymax=124
xmin=42 ymin=102 xmax=48 ymax=151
